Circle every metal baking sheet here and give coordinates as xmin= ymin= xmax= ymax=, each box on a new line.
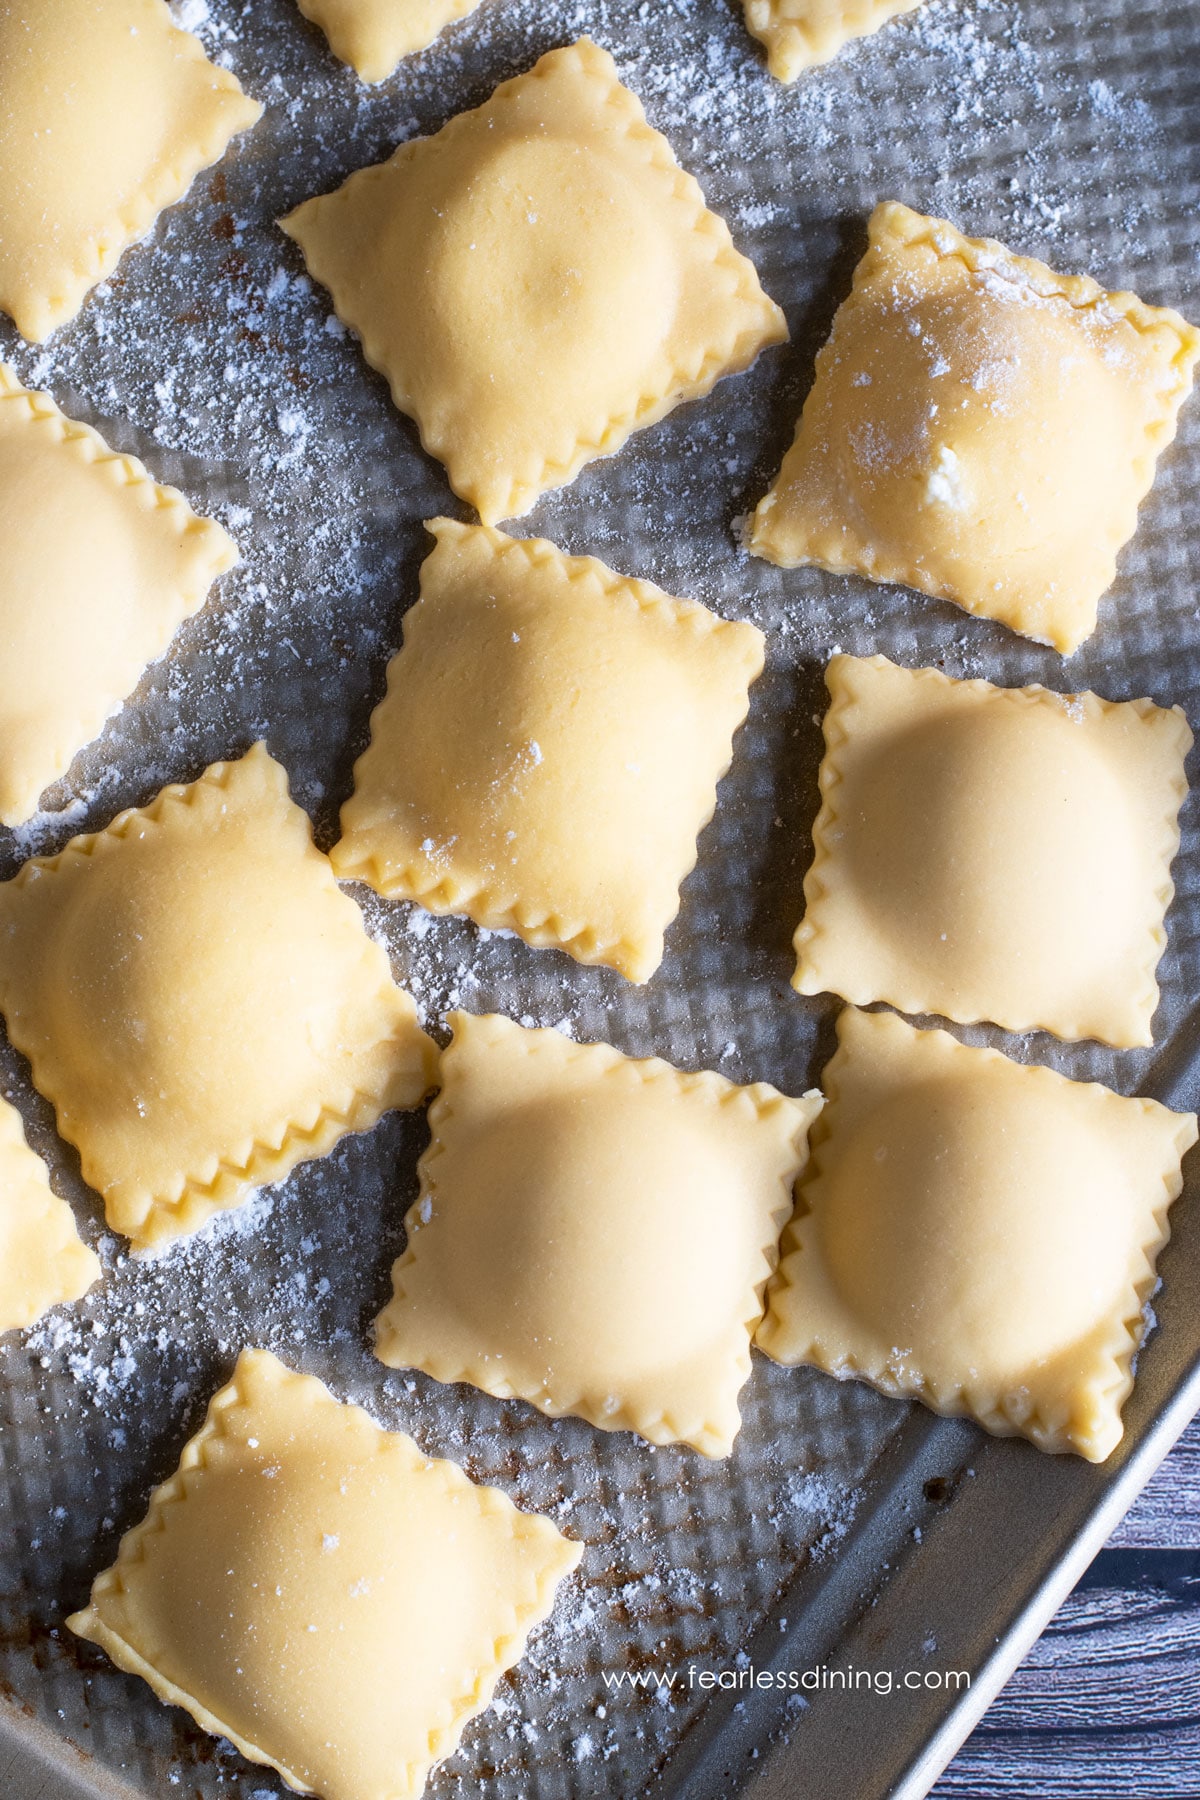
xmin=1 ymin=0 xmax=1198 ymax=1796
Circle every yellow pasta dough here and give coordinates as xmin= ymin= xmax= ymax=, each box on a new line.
xmin=757 ymin=1008 xmax=1197 ymax=1461
xmin=68 ymin=1348 xmax=581 ymax=1800
xmin=0 ymin=0 xmax=261 ymax=341
xmin=0 ymin=743 xmax=436 ymax=1252
xmin=793 ymin=654 xmax=1191 ymax=1047
xmin=281 ymin=39 xmax=786 ymax=523
xmin=294 ymin=0 xmax=485 ymax=80
xmin=0 ymin=365 xmax=238 ymax=827
xmin=741 ymin=0 xmax=926 ymax=82
xmin=375 ymin=1011 xmax=822 ymax=1457
xmin=750 ymin=202 xmax=1200 ymax=652
xmin=0 ymin=1095 xmax=99 ymax=1333
xmin=332 ymin=520 xmax=765 ymax=982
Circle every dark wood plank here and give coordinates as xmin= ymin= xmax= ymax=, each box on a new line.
xmin=931 ymin=1409 xmax=1200 ymax=1798
xmin=933 ymin=1549 xmax=1200 ymax=1797
xmin=1110 ymin=1414 xmax=1200 ymax=1549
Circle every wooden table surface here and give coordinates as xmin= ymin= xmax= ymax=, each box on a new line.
xmin=931 ymin=1413 xmax=1200 ymax=1798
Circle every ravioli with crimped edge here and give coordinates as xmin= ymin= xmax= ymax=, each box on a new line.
xmin=69 ymin=1348 xmax=581 ymax=1800
xmin=0 ymin=1095 xmax=99 ymax=1334
xmin=0 ymin=0 xmax=260 ymax=340
xmin=750 ymin=202 xmax=1200 ymax=653
xmin=741 ymin=0 xmax=928 ymax=82
xmin=333 ymin=519 xmax=765 ymax=983
xmin=758 ymin=1008 xmax=1197 ymax=1461
xmin=281 ymin=39 xmax=786 ymax=524
xmin=793 ymin=653 xmax=1191 ymax=1047
xmin=0 ymin=743 xmax=436 ymax=1251
xmin=375 ymin=1011 xmax=822 ymax=1457
xmin=293 ymin=0 xmax=485 ymax=80
xmin=0 ymin=365 xmax=237 ymax=828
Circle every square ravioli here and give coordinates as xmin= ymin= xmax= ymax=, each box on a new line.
xmin=0 ymin=0 xmax=261 ymax=341
xmin=0 ymin=1094 xmax=100 ymax=1333
xmin=68 ymin=1348 xmax=581 ymax=1800
xmin=794 ymin=654 xmax=1191 ymax=1047
xmin=294 ymin=0 xmax=484 ymax=80
xmin=0 ymin=365 xmax=238 ymax=827
xmin=332 ymin=520 xmax=765 ymax=982
xmin=374 ymin=1011 xmax=822 ymax=1457
xmin=749 ymin=202 xmax=1200 ymax=652
xmin=742 ymin=0 xmax=927 ymax=82
xmin=0 ymin=743 xmax=436 ymax=1252
xmin=280 ymin=38 xmax=786 ymax=524
xmin=757 ymin=1008 xmax=1197 ymax=1461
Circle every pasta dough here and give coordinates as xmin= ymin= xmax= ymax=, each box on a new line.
xmin=375 ymin=1011 xmax=822 ymax=1456
xmin=0 ymin=364 xmax=238 ymax=827
xmin=0 ymin=1096 xmax=99 ymax=1333
xmin=294 ymin=0 xmax=485 ymax=80
xmin=281 ymin=39 xmax=786 ymax=523
xmin=750 ymin=202 xmax=1200 ymax=652
xmin=793 ymin=654 xmax=1191 ymax=1046
xmin=758 ymin=1008 xmax=1197 ymax=1461
xmin=0 ymin=743 xmax=436 ymax=1251
xmin=69 ymin=1348 xmax=581 ymax=1800
xmin=332 ymin=519 xmax=765 ymax=982
xmin=741 ymin=0 xmax=926 ymax=82
xmin=0 ymin=0 xmax=261 ymax=340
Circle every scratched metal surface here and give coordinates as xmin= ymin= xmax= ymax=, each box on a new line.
xmin=0 ymin=0 xmax=1198 ymax=1796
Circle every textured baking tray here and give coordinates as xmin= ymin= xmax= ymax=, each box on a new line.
xmin=1 ymin=0 xmax=1198 ymax=1796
